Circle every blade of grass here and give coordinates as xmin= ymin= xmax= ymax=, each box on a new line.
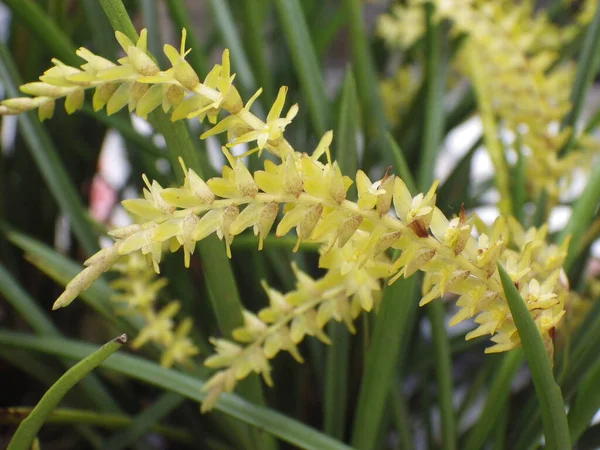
xmin=0 ymin=262 xmax=55 ymax=335
xmin=350 ymin=122 xmax=418 ymax=450
xmin=207 ymin=0 xmax=257 ymax=98
xmin=241 ymin=0 xmax=274 ymax=105
xmin=0 ymin=330 xmax=354 ymax=450
xmin=0 ymin=349 xmax=62 ymax=386
xmin=273 ymin=0 xmax=330 ymax=136
xmin=466 ymin=45 xmax=511 ymax=216
xmin=165 ymin=0 xmax=208 ymax=75
xmin=511 ymin=132 xmax=526 ymax=223
xmin=334 ymin=69 xmax=359 ymax=183
xmin=139 ymin=0 xmax=163 ymax=64
xmin=2 ymin=0 xmax=77 ymax=62
xmin=350 ymin=276 xmax=417 ymax=450
xmin=313 ymin=6 xmax=346 ymax=57
xmin=0 ymin=41 xmax=98 ymax=255
xmin=491 ymin=400 xmax=508 ymax=450
xmin=385 ymin=133 xmax=416 ymax=193
xmin=462 ymin=352 xmax=522 ymax=450
xmin=556 ymin=160 xmax=600 ymax=269
xmin=567 ymin=356 xmax=600 ymax=445
xmin=560 ymin=2 xmax=600 ymax=155
xmin=6 ymin=334 xmax=127 ymax=450
xmin=80 ymin=0 xmax=116 ymax=58
xmin=497 ymin=264 xmax=570 ymax=450
xmin=342 ymin=0 xmax=388 ymax=143
xmin=391 ymin=381 xmax=413 ymax=450
xmin=1 ymin=407 xmax=191 ymax=443
xmin=419 ymin=7 xmax=455 ymax=449
xmin=102 ymin=392 xmax=184 ymax=450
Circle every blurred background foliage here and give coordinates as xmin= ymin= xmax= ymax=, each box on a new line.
xmin=1 ymin=0 xmax=600 ymax=449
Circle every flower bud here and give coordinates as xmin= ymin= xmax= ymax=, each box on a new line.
xmin=128 ymin=46 xmax=160 ymax=76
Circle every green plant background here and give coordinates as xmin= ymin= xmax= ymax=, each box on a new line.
xmin=1 ymin=1 xmax=600 ymax=449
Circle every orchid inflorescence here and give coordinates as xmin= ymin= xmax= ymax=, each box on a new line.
xmin=1 ymin=27 xmax=569 ymax=411
xmin=378 ymin=0 xmax=599 ymax=204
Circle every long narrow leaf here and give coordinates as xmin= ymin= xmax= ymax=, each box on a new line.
xmin=497 ymin=264 xmax=570 ymax=450
xmin=273 ymin=0 xmax=330 ymax=136
xmin=1 ymin=407 xmax=191 ymax=443
xmin=6 ymin=334 xmax=126 ymax=450
xmin=0 ymin=331 xmax=353 ymax=450
xmin=561 ymin=3 xmax=600 ymax=154
xmin=351 ymin=277 xmax=416 ymax=449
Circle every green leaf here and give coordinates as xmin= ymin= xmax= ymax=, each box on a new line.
xmin=418 ymin=7 xmax=455 ymax=449
xmin=6 ymin=334 xmax=126 ymax=450
xmin=568 ymin=356 xmax=600 ymax=445
xmin=385 ymin=133 xmax=416 ymax=194
xmin=207 ymin=0 xmax=258 ymax=99
xmin=351 ymin=276 xmax=417 ymax=449
xmin=341 ymin=0 xmax=388 ymax=144
xmin=0 ymin=331 xmax=354 ymax=450
xmin=1 ymin=407 xmax=191 ymax=444
xmin=273 ymin=0 xmax=330 ymax=136
xmin=165 ymin=0 xmax=208 ymax=76
xmin=2 ymin=0 xmax=77 ymax=64
xmin=463 ymin=351 xmax=522 ymax=450
xmin=556 ymin=160 xmax=600 ymax=270
xmin=240 ymin=0 xmax=275 ymax=105
xmin=497 ymin=264 xmax=570 ymax=450
xmin=560 ymin=2 xmax=600 ymax=155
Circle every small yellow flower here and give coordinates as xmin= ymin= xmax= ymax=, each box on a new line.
xmin=132 ymin=301 xmax=181 ymax=349
xmin=160 ymin=318 xmax=200 ymax=368
xmin=393 ymin=178 xmax=438 ymax=237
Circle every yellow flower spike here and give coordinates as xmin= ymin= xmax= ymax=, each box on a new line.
xmin=9 ymin=26 xmax=575 ymax=410
xmin=52 ymin=245 xmax=121 ymax=310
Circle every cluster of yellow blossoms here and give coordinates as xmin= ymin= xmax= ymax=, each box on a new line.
xmin=109 ymin=252 xmax=199 ymax=368
xmin=378 ymin=0 xmax=598 ymax=203
xmin=0 ymin=28 xmax=569 ymax=410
